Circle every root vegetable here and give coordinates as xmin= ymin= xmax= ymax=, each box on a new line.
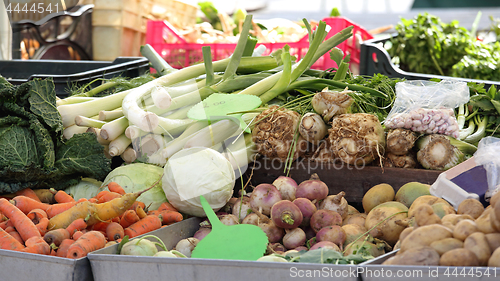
xmin=232 ymin=196 xmax=253 ymax=222
xmin=383 ymin=152 xmax=417 ymax=168
xmin=362 ymin=183 xmax=394 ymax=213
xmin=328 ymin=113 xmax=386 ymax=166
xmin=272 ymin=176 xmax=297 ymax=201
xmin=489 ymin=248 xmax=500 ymax=267
xmin=175 ymin=238 xmax=199 ymax=258
xmin=316 ymin=225 xmax=346 ymax=248
xmin=400 ymin=224 xmax=453 ymax=253
xmin=294 ymin=246 xmax=308 ymax=252
xmin=408 ymin=195 xmax=454 ymax=218
xmin=395 ymin=182 xmax=431 ymax=208
xmin=295 ymin=173 xmax=329 ymax=202
xmin=193 ymin=227 xmax=211 ymax=241
xmin=464 ymin=232 xmax=492 ymax=266
xmin=254 ymin=210 xmax=284 ymax=243
xmin=293 ymin=198 xmax=317 ymax=227
xmin=241 ymin=213 xmax=259 ymax=225
xmin=249 ymin=184 xmax=282 ymax=216
xmin=343 ymin=240 xmax=385 ymax=258
xmin=365 ymin=201 xmax=408 ymax=246
xmin=430 ymin=238 xmax=463 ymax=255
xmin=413 ymin=204 xmax=442 ymax=226
xmin=282 ymin=228 xmax=306 ymax=249
xmin=486 ymin=233 xmax=500 ymax=252
xmin=457 ymin=198 xmax=484 ymax=219
xmin=252 ymin=106 xmax=304 ymax=161
xmin=270 ymin=200 xmax=303 ymax=229
xmin=416 ymin=134 xmax=472 ymax=170
xmin=310 ymin=209 xmax=342 ymax=233
xmin=319 ymin=191 xmax=348 ymax=220
xmin=385 ymin=128 xmax=418 ymax=156
xmin=342 ymin=224 xmax=369 ymax=247
xmin=219 ymin=214 xmax=239 ymax=226
xmin=386 ymin=246 xmax=440 ymax=266
xmin=347 ymin=205 xmax=360 ymax=215
xmin=342 ymin=213 xmax=366 ymax=228
xmin=311 ymin=87 xmax=354 ymax=121
xmin=309 ymin=241 xmax=340 ymax=252
xmin=299 ymin=113 xmax=328 ymax=144
xmin=440 ymin=248 xmax=480 ymax=266
xmin=268 ymin=243 xmax=286 ymax=254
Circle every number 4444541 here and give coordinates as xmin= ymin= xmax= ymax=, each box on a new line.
xmin=443 ymin=267 xmax=497 ymax=278
xmin=6 ymin=3 xmax=60 ymax=14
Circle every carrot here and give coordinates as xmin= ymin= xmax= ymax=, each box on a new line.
xmin=120 ymin=210 xmax=140 ymax=229
xmin=107 ymin=182 xmax=126 ymax=195
xmin=53 ymin=189 xmax=75 ymax=203
xmin=128 ymin=201 xmax=146 ymax=211
xmin=97 ymin=191 xmax=122 ymax=203
xmin=56 ymin=239 xmax=75 ymax=257
xmin=90 ymin=221 xmax=110 ymax=233
xmin=0 ymin=219 xmax=12 ymax=230
xmin=44 ymin=228 xmax=70 ymax=246
xmin=33 ymin=189 xmax=56 ymax=204
xmin=36 ymin=217 xmax=49 ymax=236
xmin=66 ymin=231 xmax=107 ymax=259
xmin=124 ymin=215 xmax=162 ymax=238
xmin=0 ymin=228 xmax=24 ymax=250
xmin=4 ymin=226 xmax=15 ymax=233
xmin=72 ymin=230 xmax=84 ymax=241
xmin=158 ymin=210 xmax=184 ymax=225
xmin=95 ymin=190 xmax=110 ymax=201
xmin=14 ymin=188 xmax=41 ymax=202
xmin=111 ymin=216 xmax=120 ymax=223
xmin=27 ymin=209 xmax=48 ymax=224
xmin=66 ymin=218 xmax=87 ymax=235
xmin=25 ymin=236 xmax=45 ymax=247
xmin=147 ymin=210 xmax=160 ymax=216
xmin=157 ymin=201 xmax=178 ymax=212
xmin=46 ymin=201 xmax=77 ymax=218
xmin=135 ymin=205 xmax=147 ymax=219
xmin=77 ymin=198 xmax=88 ymax=203
xmin=0 ymin=198 xmax=41 ymax=241
xmin=9 ymin=196 xmax=50 ymax=214
xmin=21 ymin=240 xmax=50 ymax=255
xmin=48 ymin=181 xmax=159 ymax=230
xmin=88 ymin=198 xmax=98 ymax=203
xmin=106 ymin=222 xmax=124 ymax=241
xmin=7 ymin=230 xmax=24 ymax=245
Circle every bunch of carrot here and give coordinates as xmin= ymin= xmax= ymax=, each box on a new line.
xmin=0 ymin=182 xmax=183 ymax=259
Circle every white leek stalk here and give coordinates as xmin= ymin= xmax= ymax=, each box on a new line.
xmin=151 ymin=85 xmax=172 ymax=109
xmin=183 ymin=119 xmax=241 ymax=148
xmin=75 ymin=115 xmax=106 ymax=128
xmin=121 ymin=146 xmax=137 ymax=164
xmin=63 ymin=125 xmax=88 ymax=139
xmin=161 ymin=121 xmax=209 ymax=159
xmin=56 ymin=97 xmax=99 ymax=106
xmin=157 ymin=117 xmax=195 ymax=138
xmin=108 ymin=134 xmax=132 ymax=157
xmin=100 ymin=116 xmax=129 ymax=141
xmin=99 ymin=108 xmax=123 ymax=121
xmin=86 ymin=127 xmax=111 ymax=145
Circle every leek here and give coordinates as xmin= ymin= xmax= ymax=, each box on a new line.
xmin=100 ymin=116 xmax=129 ymax=141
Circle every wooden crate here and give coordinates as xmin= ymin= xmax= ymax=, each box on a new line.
xmin=243 ymin=158 xmax=442 ymax=204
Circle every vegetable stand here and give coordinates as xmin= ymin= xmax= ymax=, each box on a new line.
xmin=89 ymin=217 xmax=360 ymax=281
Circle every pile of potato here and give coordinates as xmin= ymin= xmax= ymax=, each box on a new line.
xmin=384 ymin=191 xmax=500 ymax=267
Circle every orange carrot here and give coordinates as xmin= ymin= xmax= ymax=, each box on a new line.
xmin=56 ymin=239 xmax=75 ymax=257
xmin=88 ymin=198 xmax=98 ymax=203
xmin=128 ymin=201 xmax=146 ymax=211
xmin=27 ymin=209 xmax=48 ymax=224
xmin=107 ymin=182 xmax=126 ymax=195
xmin=9 ymin=196 xmax=50 ymax=214
xmin=90 ymin=221 xmax=110 ymax=233
xmin=4 ymin=226 xmax=15 ymax=233
xmin=157 ymin=202 xmax=178 ymax=212
xmin=135 ymin=205 xmax=147 ymax=219
xmin=158 ymin=210 xmax=183 ymax=225
xmin=0 ymin=228 xmax=24 ymax=250
xmin=46 ymin=201 xmax=77 ymax=218
xmin=0 ymin=198 xmax=41 ymax=241
xmin=44 ymin=228 xmax=70 ymax=246
xmin=54 ymin=190 xmax=75 ymax=203
xmin=7 ymin=230 xmax=24 ymax=245
xmin=111 ymin=216 xmax=120 ymax=223
xmin=97 ymin=191 xmax=122 ymax=203
xmin=72 ymin=230 xmax=84 ymax=241
xmin=77 ymin=198 xmax=88 ymax=203
xmin=124 ymin=215 xmax=162 ymax=238
xmin=25 ymin=236 xmax=46 ymax=247
xmin=120 ymin=210 xmax=140 ymax=229
xmin=95 ymin=190 xmax=110 ymax=200
xmin=0 ymin=219 xmax=12 ymax=230
xmin=66 ymin=218 xmax=87 ymax=235
xmin=147 ymin=210 xmax=160 ymax=216
xmin=105 ymin=222 xmax=124 ymax=241
xmin=36 ymin=217 xmax=49 ymax=236
xmin=66 ymin=231 xmax=107 ymax=259
xmin=14 ymin=188 xmax=41 ymax=202
xmin=21 ymin=240 xmax=50 ymax=255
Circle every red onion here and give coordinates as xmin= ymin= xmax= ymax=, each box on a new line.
xmin=310 ymin=209 xmax=342 ymax=233
xmin=241 ymin=213 xmax=259 ymax=225
xmin=193 ymin=227 xmax=211 ymax=241
xmin=295 ymin=173 xmax=329 ymax=201
xmin=316 ymin=225 xmax=347 ymax=248
xmin=283 ymin=228 xmax=306 ymax=249
xmin=232 ymin=195 xmax=253 ymax=222
xmin=309 ymin=241 xmax=341 ymax=252
xmin=249 ymin=183 xmax=282 ymax=216
xmin=270 ymin=200 xmax=303 ymax=229
xmin=319 ymin=191 xmax=349 ymax=219
xmin=272 ymin=176 xmax=298 ymax=201
xmin=293 ymin=198 xmax=317 ymax=227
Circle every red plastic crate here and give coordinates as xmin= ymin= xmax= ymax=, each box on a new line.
xmin=146 ymin=17 xmax=373 ymax=70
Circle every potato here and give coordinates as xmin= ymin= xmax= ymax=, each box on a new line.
xmin=400 ymin=224 xmax=453 ymax=253
xmin=399 ymin=226 xmax=414 ymax=243
xmin=489 ymin=247 xmax=500 ymax=267
xmin=453 ymin=219 xmax=478 ymax=241
xmin=408 ymin=195 xmax=454 ymax=218
xmin=441 ymin=214 xmax=474 ymax=225
xmin=342 ymin=213 xmax=366 ymax=228
xmin=430 ymin=238 xmax=463 ymax=255
xmin=457 ymin=199 xmax=484 ymax=219
xmin=486 ymin=233 xmax=500 ymax=252
xmin=490 ymin=191 xmax=500 ymax=208
xmin=440 ymin=248 xmax=480 ymax=266
xmin=347 ymin=205 xmax=360 ymax=216
xmin=393 ymin=239 xmax=401 ymax=250
xmin=365 ymin=201 xmax=408 ymax=246
xmin=491 ymin=204 xmax=500 ymax=232
xmin=464 ymin=232 xmax=492 ymax=266
xmin=413 ymin=204 xmax=441 ymax=226
xmin=386 ymin=246 xmax=440 ymax=266
xmin=476 ymin=208 xmax=496 ymax=234
xmin=362 ymin=183 xmax=395 ymax=213
xmin=442 ymin=222 xmax=455 ymax=232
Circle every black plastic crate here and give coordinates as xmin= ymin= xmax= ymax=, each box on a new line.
xmin=0 ymin=57 xmax=150 ymax=97
xmin=359 ymin=34 xmax=500 ymax=89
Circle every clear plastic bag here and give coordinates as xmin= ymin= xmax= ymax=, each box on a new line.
xmin=384 ymin=80 xmax=470 ymax=138
xmin=474 ymin=136 xmax=500 ymax=201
